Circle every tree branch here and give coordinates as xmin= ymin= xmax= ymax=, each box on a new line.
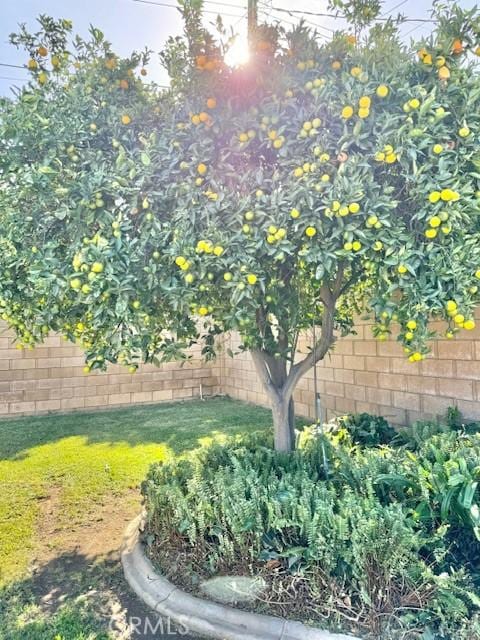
xmin=250 ymin=349 xmax=282 ymax=400
xmin=283 ymin=283 xmax=336 ymax=400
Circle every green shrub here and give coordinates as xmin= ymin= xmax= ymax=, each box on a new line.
xmin=142 ymin=424 xmax=480 ymax=638
xmin=332 ymin=413 xmax=398 ymax=447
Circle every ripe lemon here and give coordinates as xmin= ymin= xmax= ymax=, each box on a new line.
xmin=197 ymin=163 xmax=207 ymax=175
xmin=332 ymin=60 xmax=341 ymax=70
xmin=428 ymin=191 xmax=441 ymax=203
xmin=412 ymin=352 xmax=423 ymax=361
xmin=352 ymin=241 xmax=361 ymax=251
xmin=464 ymin=319 xmax=476 ymax=331
xmin=213 ymin=246 xmax=224 ymax=256
xmin=312 ymin=117 xmax=321 ymax=128
xmin=459 ymin=126 xmax=470 ymax=138
xmin=349 ymin=202 xmax=360 ymax=214
xmin=290 ymin=208 xmax=300 ymax=219
xmin=359 ymin=96 xmax=371 ymax=108
xmin=191 ymin=114 xmax=201 ymax=125
xmin=185 ymin=274 xmax=194 ymax=284
xmin=433 ymin=144 xmax=443 ymax=154
xmin=175 ymin=256 xmax=186 ymax=266
xmin=294 ymin=167 xmax=304 ymax=178
xmin=374 ymin=241 xmax=383 ymax=251
xmin=385 ymin=153 xmax=397 ymax=163
xmin=454 ymin=313 xmax=465 ymax=325
xmin=198 ymin=306 xmax=208 ymax=316
xmin=341 ymin=105 xmax=354 ymax=119
xmin=247 ymin=274 xmax=257 ymax=285
xmin=445 ymin=300 xmax=457 ymax=313
xmin=425 ymin=229 xmax=437 ymax=239
xmin=405 ymin=331 xmax=414 ymax=341
xmin=223 ymin=272 xmax=233 ymax=281
xmin=398 ymin=265 xmax=407 ymax=274
xmin=121 ymin=114 xmax=131 ymax=125
xmin=27 ymin=59 xmax=38 ymax=70
xmin=70 ymin=278 xmax=81 ymax=290
xmin=358 ymin=107 xmax=370 ymax=119
xmin=409 ymin=98 xmax=420 ymax=109
xmin=429 ymin=216 xmax=441 ymax=228
xmin=406 ymin=320 xmax=417 ymax=330
xmin=91 ymin=262 xmax=104 ymax=273
xmin=376 ymin=85 xmax=389 ymax=98
xmin=351 ymin=66 xmax=362 ymax=77
xmin=344 ymin=242 xmax=353 ymax=251
xmin=475 ymin=269 xmax=480 ymax=279
xmin=206 ymin=97 xmax=217 ymax=109
xmin=305 ymin=227 xmax=316 ymax=237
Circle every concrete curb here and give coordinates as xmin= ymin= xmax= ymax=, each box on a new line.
xmin=121 ymin=515 xmax=361 ymax=640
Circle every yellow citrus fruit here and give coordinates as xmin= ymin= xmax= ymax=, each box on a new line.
xmin=464 ymin=319 xmax=476 ymax=331
xmin=294 ymin=167 xmax=304 ymax=178
xmin=223 ymin=272 xmax=233 ymax=282
xmin=341 ymin=105 xmax=354 ymax=119
xmin=429 ymin=216 xmax=441 ymax=228
xmin=206 ymin=97 xmax=217 ymax=109
xmin=385 ymin=153 xmax=397 ymax=164
xmin=358 ymin=107 xmax=370 ymax=119
xmin=376 ymin=85 xmax=389 ymax=98
xmin=446 ymin=300 xmax=457 ymax=312
xmin=406 ymin=320 xmax=417 ymax=330
xmin=352 ymin=241 xmax=362 ymax=251
xmin=438 ymin=66 xmax=450 ymax=80
xmin=475 ymin=269 xmax=480 ymax=279
xmin=290 ymin=208 xmax=300 ymax=219
xmin=121 ymin=114 xmax=131 ymax=125
xmin=349 ymin=202 xmax=360 ymax=214
xmin=344 ymin=242 xmax=353 ymax=251
xmin=351 ymin=66 xmax=362 ymax=77
xmin=247 ymin=274 xmax=257 ymax=285
xmin=305 ymin=227 xmax=316 ymax=237
xmin=425 ymin=229 xmax=437 ymax=239
xmin=459 ymin=126 xmax=470 ymax=138
xmin=454 ymin=313 xmax=465 ymax=325
xmin=185 ymin=273 xmax=194 ymax=284
xmin=398 ymin=265 xmax=407 ymax=274
xmin=405 ymin=332 xmax=414 ymax=341
xmin=332 ymin=60 xmax=341 ymax=70
xmin=239 ymin=132 xmax=248 ymax=142
xmin=409 ymin=98 xmax=420 ymax=109
xmin=191 ymin=114 xmax=201 ymax=125
xmin=429 ymin=191 xmax=441 ymax=203
xmin=412 ymin=352 xmax=423 ymax=361
xmin=312 ymin=117 xmax=321 ymax=128
xmin=198 ymin=306 xmax=208 ymax=316
xmin=70 ymin=278 xmax=81 ymax=290
xmin=359 ymin=96 xmax=371 ymax=108
xmin=213 ymin=246 xmax=224 ymax=256
xmin=91 ymin=262 xmax=104 ymax=273
xmin=433 ymin=144 xmax=443 ymax=154
xmin=197 ymin=163 xmax=207 ymax=175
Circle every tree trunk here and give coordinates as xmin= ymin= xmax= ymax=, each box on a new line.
xmin=271 ymin=393 xmax=295 ymax=452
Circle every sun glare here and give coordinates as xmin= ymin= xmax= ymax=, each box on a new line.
xmin=225 ymin=35 xmax=250 ymax=67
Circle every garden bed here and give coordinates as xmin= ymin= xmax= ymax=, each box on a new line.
xmin=141 ymin=414 xmax=480 ymax=640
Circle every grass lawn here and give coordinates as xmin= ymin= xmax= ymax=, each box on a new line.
xmin=0 ymin=397 xmax=274 ymax=639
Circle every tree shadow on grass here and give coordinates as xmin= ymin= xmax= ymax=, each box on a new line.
xmin=0 ymin=548 xmax=200 ymax=639
xmin=0 ymin=397 xmax=276 ymax=462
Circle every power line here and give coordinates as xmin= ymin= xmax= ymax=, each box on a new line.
xmin=381 ymin=0 xmax=409 ymax=17
xmin=0 ymin=62 xmax=27 ymax=70
xmin=0 ymin=75 xmax=27 ymax=81
xmin=132 ymin=0 xmax=245 ymax=18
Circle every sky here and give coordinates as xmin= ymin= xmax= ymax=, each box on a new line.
xmin=0 ymin=0 xmax=478 ymax=95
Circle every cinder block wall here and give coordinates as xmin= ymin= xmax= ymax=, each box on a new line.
xmin=222 ymin=308 xmax=480 ymax=425
xmin=0 ymin=324 xmax=221 ymax=417
xmin=0 ymin=309 xmax=479 ymax=423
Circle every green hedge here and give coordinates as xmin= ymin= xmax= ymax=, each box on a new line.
xmin=142 ymin=420 xmax=480 ymax=639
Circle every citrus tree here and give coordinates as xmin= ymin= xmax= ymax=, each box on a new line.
xmin=1 ymin=5 xmax=480 ymax=451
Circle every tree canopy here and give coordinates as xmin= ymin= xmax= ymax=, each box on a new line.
xmin=1 ymin=3 xmax=480 ymax=449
